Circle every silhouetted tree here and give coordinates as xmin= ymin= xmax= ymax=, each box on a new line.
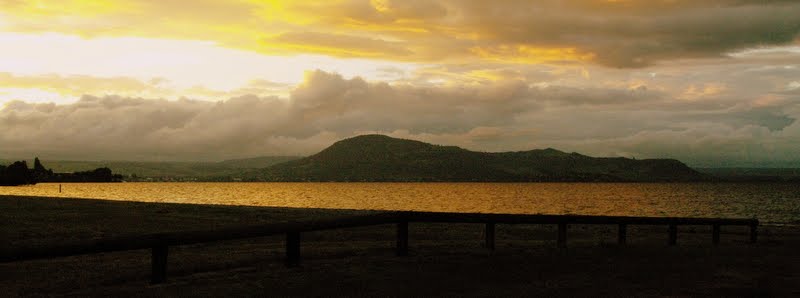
xmin=1 ymin=158 xmax=121 ymax=184
xmin=32 ymin=157 xmax=53 ymax=182
xmin=33 ymin=157 xmax=45 ymax=172
xmin=56 ymin=167 xmax=122 ymax=182
xmin=0 ymin=161 xmax=35 ymax=185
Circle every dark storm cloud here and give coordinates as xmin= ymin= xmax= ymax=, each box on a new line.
xmin=452 ymin=1 xmax=800 ymax=67
xmin=275 ymin=0 xmax=800 ymax=67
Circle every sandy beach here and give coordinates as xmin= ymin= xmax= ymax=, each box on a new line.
xmin=2 ymin=195 xmax=799 ymax=296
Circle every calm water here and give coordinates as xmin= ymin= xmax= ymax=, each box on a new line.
xmin=2 ymin=182 xmax=799 ymax=224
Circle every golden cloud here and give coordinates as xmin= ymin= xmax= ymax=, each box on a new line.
xmin=0 ymin=72 xmax=164 ymax=96
xmin=1 ymin=0 xmax=799 ymax=67
xmin=262 ymin=31 xmax=413 ymax=58
xmin=0 ymin=73 xmax=292 ymax=103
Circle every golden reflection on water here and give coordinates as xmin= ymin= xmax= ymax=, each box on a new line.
xmin=1 ymin=182 xmax=798 ymax=223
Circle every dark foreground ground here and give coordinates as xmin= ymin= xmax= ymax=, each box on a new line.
xmin=2 ymin=195 xmax=799 ymax=297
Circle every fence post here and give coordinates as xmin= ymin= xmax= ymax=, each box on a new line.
xmin=668 ymin=224 xmax=677 ymax=246
xmin=618 ymin=223 xmax=627 ymax=245
xmin=151 ymin=244 xmax=168 ymax=284
xmin=749 ymin=223 xmax=758 ymax=243
xmin=485 ymin=222 xmax=496 ymax=251
xmin=396 ymin=221 xmax=409 ymax=256
xmin=712 ymin=224 xmax=720 ymax=245
xmin=286 ymin=231 xmax=300 ymax=267
xmin=557 ymin=223 xmax=567 ymax=249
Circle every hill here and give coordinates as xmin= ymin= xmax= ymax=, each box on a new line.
xmin=248 ymin=135 xmax=705 ymax=182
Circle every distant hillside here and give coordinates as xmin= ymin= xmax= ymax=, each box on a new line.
xmin=1 ymin=156 xmax=300 ymax=179
xmin=216 ymin=156 xmax=301 ymax=169
xmin=248 ymin=135 xmax=706 ymax=182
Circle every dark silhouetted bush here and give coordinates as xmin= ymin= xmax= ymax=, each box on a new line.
xmin=1 ymin=158 xmax=122 ymax=185
xmin=0 ymin=161 xmax=35 ymax=186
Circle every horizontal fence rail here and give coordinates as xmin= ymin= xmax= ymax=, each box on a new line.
xmin=2 ymin=211 xmax=759 ymax=284
xmin=405 ymin=212 xmax=758 ymax=225
xmin=2 ymin=212 xmax=402 ymax=262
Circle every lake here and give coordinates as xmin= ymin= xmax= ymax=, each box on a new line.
xmin=1 ymin=182 xmax=798 ymax=225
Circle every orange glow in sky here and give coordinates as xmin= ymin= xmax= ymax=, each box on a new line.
xmin=1 ymin=1 xmax=799 ymax=165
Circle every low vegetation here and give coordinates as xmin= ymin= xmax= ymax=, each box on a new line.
xmin=0 ymin=158 xmax=122 ymax=186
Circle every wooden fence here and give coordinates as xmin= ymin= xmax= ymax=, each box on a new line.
xmin=1 ymin=211 xmax=759 ymax=284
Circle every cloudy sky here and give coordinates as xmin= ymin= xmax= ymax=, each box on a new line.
xmin=1 ymin=0 xmax=799 ymax=166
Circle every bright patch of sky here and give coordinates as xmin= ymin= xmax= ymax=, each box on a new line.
xmin=0 ymin=32 xmax=418 ymax=103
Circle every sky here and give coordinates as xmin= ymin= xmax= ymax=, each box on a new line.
xmin=1 ymin=0 xmax=799 ymax=167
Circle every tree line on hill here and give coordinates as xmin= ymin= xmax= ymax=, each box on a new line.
xmin=0 ymin=158 xmax=122 ymax=186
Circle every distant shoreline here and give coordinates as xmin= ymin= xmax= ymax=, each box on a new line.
xmin=6 ymin=156 xmax=799 ymax=183
xmin=6 ymin=179 xmax=799 ymax=184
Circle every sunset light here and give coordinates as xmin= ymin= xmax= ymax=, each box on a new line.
xmin=2 ymin=1 xmax=800 ymax=296
xmin=0 ymin=1 xmax=798 ymax=166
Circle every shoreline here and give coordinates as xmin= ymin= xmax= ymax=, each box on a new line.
xmin=3 ymin=187 xmax=798 ymax=227
xmin=2 ymin=195 xmax=799 ymax=296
